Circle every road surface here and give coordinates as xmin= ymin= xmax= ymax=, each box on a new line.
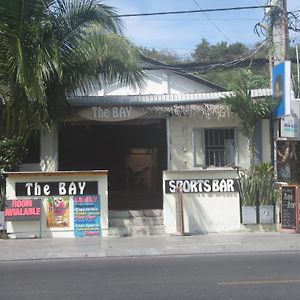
xmin=1 ymin=252 xmax=300 ymax=299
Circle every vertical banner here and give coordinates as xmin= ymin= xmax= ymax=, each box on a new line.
xmin=74 ymin=195 xmax=101 ymax=237
xmin=272 ymin=60 xmax=291 ymax=118
xmin=46 ymin=197 xmax=70 ymax=227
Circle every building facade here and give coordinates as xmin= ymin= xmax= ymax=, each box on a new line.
xmin=17 ymin=57 xmax=272 ymax=236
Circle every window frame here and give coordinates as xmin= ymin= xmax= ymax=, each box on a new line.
xmin=193 ymin=127 xmax=238 ymax=168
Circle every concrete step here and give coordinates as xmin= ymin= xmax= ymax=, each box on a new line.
xmin=108 ymin=225 xmax=166 ymax=237
xmin=109 ymin=209 xmax=163 ymax=218
xmin=109 ymin=217 xmax=164 ymax=227
xmin=108 ymin=209 xmax=165 ymax=237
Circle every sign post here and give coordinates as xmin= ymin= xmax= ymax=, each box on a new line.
xmin=0 ymin=211 xmax=4 ymax=239
xmin=281 ymin=185 xmax=298 ymax=232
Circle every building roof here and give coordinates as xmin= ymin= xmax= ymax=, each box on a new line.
xmin=140 ymin=55 xmax=226 ymax=92
xmin=70 ymin=88 xmax=272 ymax=107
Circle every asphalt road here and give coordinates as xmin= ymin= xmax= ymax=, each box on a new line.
xmin=1 ymin=252 xmax=300 ymax=300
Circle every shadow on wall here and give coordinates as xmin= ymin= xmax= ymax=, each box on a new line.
xmin=185 ymin=193 xmax=240 ymax=234
xmin=185 ymin=194 xmax=214 ymax=234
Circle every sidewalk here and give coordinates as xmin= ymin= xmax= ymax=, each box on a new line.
xmin=1 ymin=232 xmax=300 ymax=261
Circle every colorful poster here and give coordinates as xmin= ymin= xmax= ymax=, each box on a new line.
xmin=46 ymin=197 xmax=70 ymax=227
xmin=5 ymin=199 xmax=41 ymax=221
xmin=74 ymin=195 xmax=101 ymax=237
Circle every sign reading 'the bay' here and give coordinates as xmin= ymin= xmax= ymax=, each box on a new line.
xmin=165 ymin=178 xmax=239 ymax=194
xmin=16 ymin=181 xmax=98 ymax=197
xmin=78 ymin=106 xmax=147 ymax=122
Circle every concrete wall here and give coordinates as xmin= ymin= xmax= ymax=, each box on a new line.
xmin=163 ymin=169 xmax=240 ymax=234
xmin=168 ymin=116 xmax=250 ymax=170
xmin=5 ymin=171 xmax=108 ymax=238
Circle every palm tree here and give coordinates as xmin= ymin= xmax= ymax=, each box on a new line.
xmin=224 ymin=80 xmax=274 ymax=165
xmin=0 ymin=0 xmax=144 ymax=141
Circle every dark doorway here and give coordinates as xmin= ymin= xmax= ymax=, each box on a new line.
xmin=58 ymin=119 xmax=167 ymax=210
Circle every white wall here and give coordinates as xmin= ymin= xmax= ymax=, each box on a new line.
xmin=89 ymin=70 xmax=217 ymax=96
xmin=5 ymin=171 xmax=108 ymax=238
xmin=40 ymin=129 xmax=58 ymax=171
xmin=163 ymin=169 xmax=241 ymax=234
xmin=168 ymin=116 xmax=250 ymax=170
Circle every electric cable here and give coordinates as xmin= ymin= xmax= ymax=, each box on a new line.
xmin=191 ymin=0 xmax=233 ymax=43
xmin=115 ymin=5 xmax=274 ymax=18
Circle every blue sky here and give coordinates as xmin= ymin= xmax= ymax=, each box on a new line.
xmin=104 ymin=0 xmax=300 ymax=59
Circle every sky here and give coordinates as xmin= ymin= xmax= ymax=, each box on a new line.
xmin=104 ymin=0 xmax=300 ymax=59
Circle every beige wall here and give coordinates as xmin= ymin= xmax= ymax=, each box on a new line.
xmin=168 ymin=116 xmax=250 ymax=170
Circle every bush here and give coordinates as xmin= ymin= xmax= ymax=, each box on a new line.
xmin=0 ymin=137 xmax=25 ymax=172
xmin=0 ymin=137 xmax=26 ymax=210
xmin=238 ymin=163 xmax=278 ymax=207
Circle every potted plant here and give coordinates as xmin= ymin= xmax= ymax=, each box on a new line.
xmin=238 ymin=167 xmax=258 ymax=224
xmin=256 ymin=163 xmax=277 ymax=224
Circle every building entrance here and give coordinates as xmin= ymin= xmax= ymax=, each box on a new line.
xmin=58 ymin=119 xmax=167 ymax=210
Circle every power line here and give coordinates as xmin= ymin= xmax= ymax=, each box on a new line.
xmin=115 ymin=5 xmax=273 ymax=18
xmin=123 ymin=18 xmax=260 ymax=22
xmin=143 ymin=40 xmax=270 ymax=72
xmin=192 ymin=0 xmax=233 ymax=43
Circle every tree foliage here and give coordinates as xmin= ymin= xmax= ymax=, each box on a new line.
xmin=223 ymin=79 xmax=274 ymax=165
xmin=139 ymin=47 xmax=181 ymax=64
xmin=192 ymin=38 xmax=248 ymax=63
xmin=201 ymin=68 xmax=269 ymax=90
xmin=0 ymin=0 xmax=145 ymax=141
xmin=140 ymin=39 xmax=300 ymax=91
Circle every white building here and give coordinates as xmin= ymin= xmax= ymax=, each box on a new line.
xmin=14 ymin=57 xmax=272 ymax=236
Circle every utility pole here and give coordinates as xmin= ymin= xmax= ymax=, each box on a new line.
xmin=272 ymin=0 xmax=288 ymax=65
xmin=269 ymin=0 xmax=289 ymax=179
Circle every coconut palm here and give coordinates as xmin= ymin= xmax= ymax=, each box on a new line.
xmin=0 ymin=0 xmax=144 ymax=141
xmin=224 ymin=79 xmax=274 ymax=165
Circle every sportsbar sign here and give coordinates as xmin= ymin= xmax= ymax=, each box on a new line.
xmin=15 ymin=181 xmax=98 ymax=196
xmin=165 ymin=178 xmax=239 ymax=194
xmin=5 ymin=199 xmax=41 ymax=221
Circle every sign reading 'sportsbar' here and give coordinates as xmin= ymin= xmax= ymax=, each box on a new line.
xmin=15 ymin=181 xmax=98 ymax=196
xmin=165 ymin=178 xmax=239 ymax=193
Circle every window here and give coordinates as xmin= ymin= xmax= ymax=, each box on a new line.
xmin=194 ymin=128 xmax=236 ymax=167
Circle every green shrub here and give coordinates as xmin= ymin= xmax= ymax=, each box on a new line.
xmin=239 ymin=163 xmax=278 ymax=207
xmin=0 ymin=137 xmax=26 ymax=210
xmin=0 ymin=137 xmax=25 ymax=172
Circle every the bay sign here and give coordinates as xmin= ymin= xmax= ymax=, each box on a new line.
xmin=15 ymin=181 xmax=98 ymax=197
